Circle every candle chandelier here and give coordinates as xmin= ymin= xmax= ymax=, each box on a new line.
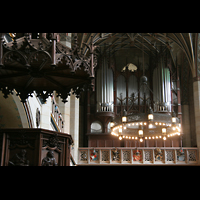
xmin=111 ymin=105 xmax=182 ymax=142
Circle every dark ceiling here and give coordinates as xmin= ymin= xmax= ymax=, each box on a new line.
xmin=76 ymin=33 xmax=195 ymax=74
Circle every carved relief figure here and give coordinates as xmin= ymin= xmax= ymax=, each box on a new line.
xmin=9 ymin=149 xmax=29 ymax=166
xmin=112 ymin=148 xmax=119 ymax=161
xmin=155 ymin=148 xmax=163 ymax=161
xmin=41 ymin=151 xmax=58 ymax=166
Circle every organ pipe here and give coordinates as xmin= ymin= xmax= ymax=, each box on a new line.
xmin=153 ymin=57 xmax=171 ymax=112
xmin=96 ymin=57 xmax=114 ymax=112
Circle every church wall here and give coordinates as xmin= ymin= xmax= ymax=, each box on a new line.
xmin=0 ymin=91 xmax=24 ymax=128
xmin=12 ymin=90 xmax=29 ymax=128
xmin=193 ymin=80 xmax=200 ymax=147
xmin=182 ymin=105 xmax=191 ymax=146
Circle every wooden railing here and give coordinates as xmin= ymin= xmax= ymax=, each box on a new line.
xmin=78 ymin=147 xmax=199 ymax=165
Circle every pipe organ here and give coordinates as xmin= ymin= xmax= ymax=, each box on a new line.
xmin=85 ymin=50 xmax=179 ymax=148
xmin=96 ymin=57 xmax=114 ymax=112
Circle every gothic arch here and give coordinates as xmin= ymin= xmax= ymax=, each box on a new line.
xmin=0 ymin=90 xmax=29 ymax=128
xmin=196 ymin=33 xmax=200 ymax=78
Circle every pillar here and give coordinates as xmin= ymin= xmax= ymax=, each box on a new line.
xmin=193 ymin=80 xmax=200 ymax=147
xmin=70 ymin=93 xmax=79 ymax=163
xmin=58 ymin=95 xmax=70 ymax=134
xmin=182 ymin=105 xmax=191 ymax=146
xmin=40 ymin=96 xmax=52 ymax=130
xmin=177 ymin=65 xmax=182 ymax=123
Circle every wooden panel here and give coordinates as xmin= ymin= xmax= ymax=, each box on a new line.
xmin=0 ymin=128 xmax=73 ymax=166
xmin=105 ymin=140 xmax=112 ymax=147
xmin=97 ymin=140 xmax=105 ymax=147
xmin=148 ymin=140 xmax=155 ymax=147
xmin=164 ymin=139 xmax=171 ymax=147
xmin=89 ymin=140 xmax=97 ymax=147
xmin=172 ymin=139 xmax=180 ymax=147
xmin=112 ymin=139 xmax=121 ymax=147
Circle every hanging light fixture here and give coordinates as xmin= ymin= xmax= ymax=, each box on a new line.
xmin=119 ymin=127 xmax=122 ymax=134
xmin=162 ymin=128 xmax=166 ymax=134
xmin=122 ymin=109 xmax=127 ymax=123
xmin=138 ymin=129 xmax=144 ymax=137
xmin=172 ymin=111 xmax=177 ymax=123
xmin=110 ymin=117 xmax=115 ymax=128
xmin=148 ymin=107 xmax=154 ymax=121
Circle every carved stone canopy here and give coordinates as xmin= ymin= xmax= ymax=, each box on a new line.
xmin=0 ymin=33 xmax=98 ymax=103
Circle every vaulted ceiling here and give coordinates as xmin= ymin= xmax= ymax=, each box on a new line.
xmin=76 ymin=33 xmax=196 ymax=75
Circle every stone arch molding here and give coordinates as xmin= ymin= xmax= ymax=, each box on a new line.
xmin=197 ymin=33 xmax=200 ymax=78
xmin=0 ymin=90 xmax=29 ymax=128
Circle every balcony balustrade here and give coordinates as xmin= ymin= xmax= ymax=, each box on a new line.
xmin=78 ymin=147 xmax=199 ymax=165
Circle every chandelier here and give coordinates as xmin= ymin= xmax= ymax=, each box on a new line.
xmin=111 ymin=108 xmax=182 ymax=142
xmin=110 ymin=76 xmax=182 ymax=143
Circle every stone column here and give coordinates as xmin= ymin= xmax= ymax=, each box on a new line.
xmin=70 ymin=93 xmax=79 ymax=163
xmin=182 ymin=105 xmax=191 ymax=146
xmin=193 ymin=80 xmax=200 ymax=147
xmin=58 ymin=95 xmax=70 ymax=134
xmin=40 ymin=96 xmax=52 ymax=130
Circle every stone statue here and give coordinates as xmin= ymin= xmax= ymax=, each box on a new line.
xmin=9 ymin=149 xmax=29 ymax=166
xmin=41 ymin=151 xmax=58 ymax=166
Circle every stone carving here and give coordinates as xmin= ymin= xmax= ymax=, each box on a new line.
xmin=90 ymin=149 xmax=98 ymax=161
xmin=9 ymin=149 xmax=29 ymax=166
xmin=155 ymin=148 xmax=163 ymax=161
xmin=112 ymin=148 xmax=119 ymax=161
xmin=41 ymin=151 xmax=57 ymax=166
xmin=177 ymin=149 xmax=185 ymax=161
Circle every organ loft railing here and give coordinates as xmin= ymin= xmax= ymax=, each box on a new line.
xmin=78 ymin=147 xmax=199 ymax=165
xmin=116 ymin=93 xmax=171 ymax=117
